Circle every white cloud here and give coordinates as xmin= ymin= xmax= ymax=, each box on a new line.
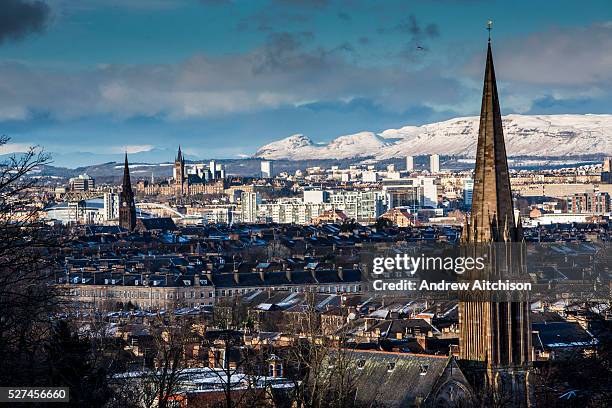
xmin=111 ymin=145 xmax=155 ymax=154
xmin=2 ymin=23 xmax=609 ymax=124
xmin=0 ymin=142 xmax=35 ymax=154
xmin=0 ymin=32 xmax=463 ymax=121
xmin=494 ymin=22 xmax=612 ymax=86
xmin=0 ymin=105 xmax=28 ymax=121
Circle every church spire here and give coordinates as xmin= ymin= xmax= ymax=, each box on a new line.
xmin=119 ymin=153 xmax=136 ymax=231
xmin=122 ymin=152 xmax=132 ymax=189
xmin=466 ymin=39 xmax=518 ymax=242
xmin=459 ymin=34 xmax=532 ymax=405
xmin=176 ymin=145 xmax=183 ymax=162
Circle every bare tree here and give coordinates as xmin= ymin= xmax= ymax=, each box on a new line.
xmin=0 ymin=136 xmax=61 ymax=385
xmin=280 ymin=293 xmax=364 ymax=408
xmin=200 ymin=329 xmax=272 ymax=408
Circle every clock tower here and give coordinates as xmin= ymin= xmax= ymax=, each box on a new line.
xmin=119 ymin=153 xmax=137 ymax=231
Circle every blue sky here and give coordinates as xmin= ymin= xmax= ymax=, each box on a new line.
xmin=1 ymin=0 xmax=612 ymax=167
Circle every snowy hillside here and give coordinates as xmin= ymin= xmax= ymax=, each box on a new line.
xmin=253 ymin=114 xmax=612 ymax=160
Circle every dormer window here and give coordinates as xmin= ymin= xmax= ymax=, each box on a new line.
xmin=387 ymin=362 xmax=396 ymax=372
xmin=357 ymin=359 xmax=366 ymax=370
xmin=419 ymin=364 xmax=428 ymax=375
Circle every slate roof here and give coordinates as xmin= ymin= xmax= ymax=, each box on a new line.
xmin=136 ymin=217 xmax=177 ymax=231
xmin=532 ymin=321 xmax=598 ymax=350
xmin=366 ymin=319 xmax=437 ymax=338
xmin=211 ymin=269 xmax=361 ymax=289
xmin=323 ymin=350 xmax=457 ymax=407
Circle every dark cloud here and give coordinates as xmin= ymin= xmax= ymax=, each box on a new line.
xmin=378 ymin=14 xmax=439 ymax=38
xmin=397 ymin=15 xmax=439 ymax=38
xmin=337 ymin=12 xmax=351 ymax=21
xmin=358 ymin=36 xmax=369 ymax=45
xmin=378 ymin=14 xmax=439 ymax=59
xmin=334 ymin=42 xmax=354 ymax=53
xmin=0 ymin=0 xmax=50 ymax=44
xmin=252 ymin=31 xmax=315 ymax=73
xmin=273 ymin=0 xmax=329 ymax=6
xmin=199 ymin=0 xmax=231 ymax=4
xmin=237 ymin=10 xmax=310 ymax=33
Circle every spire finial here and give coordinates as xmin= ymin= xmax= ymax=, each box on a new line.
xmin=487 ymin=20 xmax=493 ymax=42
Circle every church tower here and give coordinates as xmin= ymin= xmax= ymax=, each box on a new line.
xmin=174 ymin=145 xmax=186 ymax=194
xmin=459 ymin=34 xmax=532 ymax=405
xmin=119 ymin=153 xmax=137 ymax=231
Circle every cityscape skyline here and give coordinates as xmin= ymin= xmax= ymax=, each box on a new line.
xmin=1 ymin=4 xmax=610 ymax=404
xmin=1 ymin=0 xmax=612 ymax=166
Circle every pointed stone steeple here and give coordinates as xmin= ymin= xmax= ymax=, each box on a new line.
xmin=119 ymin=153 xmax=136 ymax=231
xmin=176 ymin=145 xmax=183 ymax=162
xmin=465 ymin=41 xmax=519 ymax=243
xmin=122 ymin=153 xmax=132 ymax=190
xmin=459 ymin=35 xmax=532 ymax=407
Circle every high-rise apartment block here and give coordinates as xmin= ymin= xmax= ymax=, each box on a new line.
xmin=240 ymin=192 xmax=261 ymax=223
xmin=261 ymin=161 xmax=274 ymax=178
xmin=406 ymin=156 xmax=414 ymax=171
xmin=463 ymin=178 xmax=474 ymax=208
xmin=103 ymin=192 xmax=120 ymax=221
xmin=429 ymin=154 xmax=440 ymax=173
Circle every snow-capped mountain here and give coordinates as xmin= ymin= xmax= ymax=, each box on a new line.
xmin=253 ymin=114 xmax=612 ymax=160
xmin=254 ymin=132 xmax=391 ymax=160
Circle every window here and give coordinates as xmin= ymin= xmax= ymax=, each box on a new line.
xmin=357 ymin=359 xmax=366 ymax=369
xmin=387 ymin=362 xmax=396 ymax=372
xmin=419 ymin=364 xmax=428 ymax=375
